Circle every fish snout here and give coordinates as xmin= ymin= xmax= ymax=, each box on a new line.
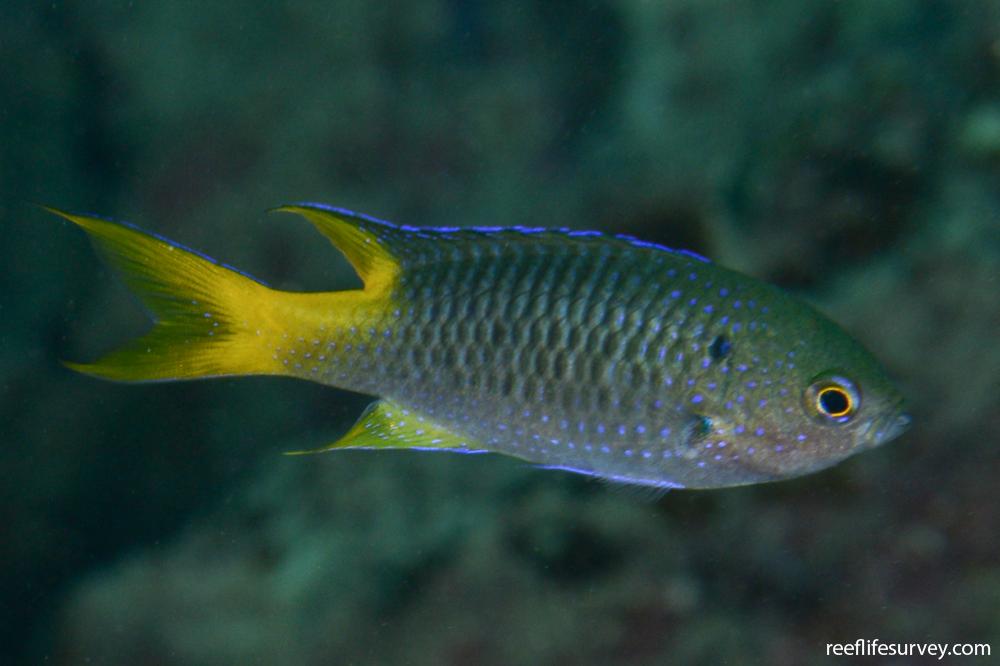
xmin=874 ymin=411 xmax=911 ymax=446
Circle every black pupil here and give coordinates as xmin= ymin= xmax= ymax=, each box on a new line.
xmin=709 ymin=335 xmax=731 ymax=360
xmin=819 ymin=388 xmax=849 ymax=415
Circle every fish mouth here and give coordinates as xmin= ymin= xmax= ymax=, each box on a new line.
xmin=872 ymin=410 xmax=911 ymax=446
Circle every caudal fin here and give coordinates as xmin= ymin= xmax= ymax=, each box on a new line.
xmin=50 ymin=207 xmax=284 ymax=382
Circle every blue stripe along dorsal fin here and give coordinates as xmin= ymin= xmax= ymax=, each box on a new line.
xmin=274 ymin=203 xmax=710 ymax=292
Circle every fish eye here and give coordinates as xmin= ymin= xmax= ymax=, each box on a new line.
xmin=818 ymin=387 xmax=851 ymax=416
xmin=804 ymin=374 xmax=860 ymax=423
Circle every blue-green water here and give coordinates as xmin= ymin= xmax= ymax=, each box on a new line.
xmin=2 ymin=2 xmax=997 ymax=664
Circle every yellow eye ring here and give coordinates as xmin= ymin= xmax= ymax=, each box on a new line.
xmin=804 ymin=374 xmax=860 ymax=423
xmin=816 ymin=386 xmax=852 ymax=417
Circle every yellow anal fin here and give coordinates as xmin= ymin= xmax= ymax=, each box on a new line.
xmin=285 ymin=400 xmax=485 ymax=455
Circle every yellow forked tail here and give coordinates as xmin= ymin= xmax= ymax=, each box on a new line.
xmin=50 ymin=207 xmax=287 ymax=382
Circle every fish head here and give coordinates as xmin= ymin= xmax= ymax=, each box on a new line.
xmin=678 ymin=286 xmax=909 ymax=487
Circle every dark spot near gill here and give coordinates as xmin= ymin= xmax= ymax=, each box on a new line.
xmin=682 ymin=413 xmax=713 ymax=449
xmin=708 ymin=335 xmax=731 ymax=361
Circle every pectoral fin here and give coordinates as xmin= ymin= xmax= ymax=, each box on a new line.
xmin=286 ymin=400 xmax=486 ymax=455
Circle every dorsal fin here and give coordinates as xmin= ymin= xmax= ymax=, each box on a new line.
xmin=273 ymin=204 xmax=404 ymax=294
xmin=275 ymin=203 xmax=712 ymax=295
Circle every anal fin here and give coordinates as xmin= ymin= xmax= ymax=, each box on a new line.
xmin=286 ymin=400 xmax=486 ymax=455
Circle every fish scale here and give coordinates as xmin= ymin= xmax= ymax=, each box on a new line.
xmin=50 ymin=203 xmax=909 ymax=490
xmin=325 ymin=238 xmax=762 ymax=486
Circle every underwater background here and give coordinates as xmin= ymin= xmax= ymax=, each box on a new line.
xmin=2 ymin=1 xmax=998 ymax=664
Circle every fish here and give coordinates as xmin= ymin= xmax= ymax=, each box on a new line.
xmin=48 ymin=204 xmax=910 ymax=490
